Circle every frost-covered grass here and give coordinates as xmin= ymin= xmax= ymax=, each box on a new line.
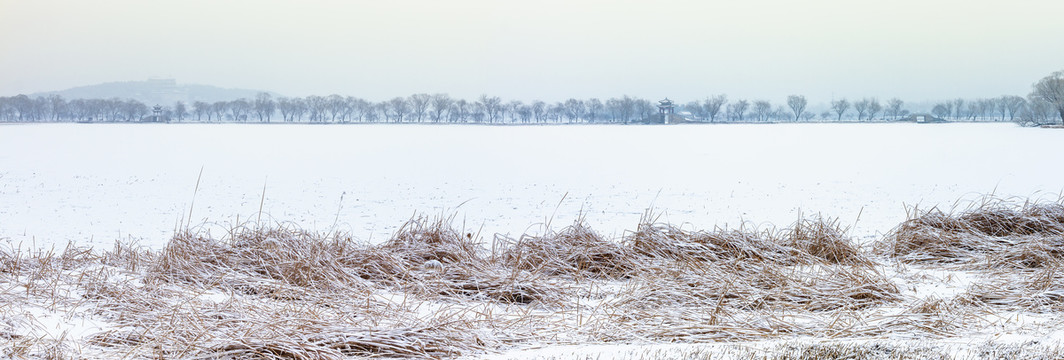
xmin=4 ymin=198 xmax=1064 ymax=359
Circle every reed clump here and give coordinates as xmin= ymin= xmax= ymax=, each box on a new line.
xmin=149 ymin=225 xmax=367 ymax=293
xmin=381 ymin=215 xmax=484 ymax=269
xmin=497 ymin=219 xmax=636 ymax=279
xmin=625 ymin=221 xmax=788 ymax=263
xmin=625 ymin=214 xmax=870 ymax=266
xmin=369 ymin=215 xmax=564 ymax=305
xmin=610 ymin=214 xmax=898 ymax=340
xmin=882 ymin=198 xmax=1064 ymax=268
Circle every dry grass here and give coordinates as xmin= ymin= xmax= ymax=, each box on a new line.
xmin=377 ymin=215 xmax=566 ymax=305
xmin=960 ymin=264 xmax=1064 ymax=312
xmin=5 ymin=199 xmax=1064 ymax=358
xmin=496 ymin=340 xmax=1063 ymax=360
xmin=381 ymin=215 xmax=484 ymax=269
xmin=626 ymin=213 xmax=869 ymax=266
xmin=880 ymin=196 xmax=1064 ymax=320
xmin=881 ymin=197 xmax=1064 ymax=268
xmin=496 ymin=218 xmax=636 ymax=279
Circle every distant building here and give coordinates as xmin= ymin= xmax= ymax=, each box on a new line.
xmin=658 ymin=98 xmax=675 ymax=124
xmin=901 ymin=113 xmax=947 ymax=123
xmin=142 ymin=104 xmax=170 ymax=123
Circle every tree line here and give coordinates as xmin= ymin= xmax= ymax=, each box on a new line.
xmin=2 ymin=71 xmax=1061 ymax=125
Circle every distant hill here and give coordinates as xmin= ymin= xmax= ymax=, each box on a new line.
xmin=34 ymin=79 xmax=281 ymax=105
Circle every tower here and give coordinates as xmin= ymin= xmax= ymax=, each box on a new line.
xmin=658 ymin=98 xmax=675 ymax=124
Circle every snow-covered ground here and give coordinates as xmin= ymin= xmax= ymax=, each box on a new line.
xmin=1 ymin=122 xmax=1061 ymax=250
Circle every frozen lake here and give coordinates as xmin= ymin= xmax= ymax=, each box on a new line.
xmin=1 ymin=122 xmax=1061 ymax=250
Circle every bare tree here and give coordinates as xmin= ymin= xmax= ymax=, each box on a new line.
xmin=967 ymin=101 xmax=983 ymax=121
xmin=479 ymin=95 xmax=503 ymax=123
xmin=0 ymin=97 xmax=12 ymax=121
xmin=830 ymin=98 xmax=850 ymax=121
xmin=786 ymin=95 xmax=807 ymax=122
xmin=7 ymin=95 xmax=31 ymax=121
xmin=253 ymin=92 xmax=275 ymax=122
xmin=952 ymin=99 xmax=966 ymax=120
xmin=192 ymin=101 xmax=209 ymax=121
xmin=305 ymin=95 xmax=327 ymax=122
xmin=451 ymin=99 xmax=470 ymax=123
xmin=1023 ymin=96 xmax=1056 ymax=124
xmin=65 ymin=98 xmax=87 ymax=121
xmin=753 ymin=100 xmax=772 ymax=122
xmin=729 ymin=99 xmax=748 ymax=121
xmin=59 ymin=98 xmax=78 ymax=121
xmin=228 ymin=98 xmax=251 ymax=122
xmin=387 ymin=97 xmax=410 ymax=122
xmin=773 ymin=105 xmax=790 ymax=121
xmin=563 ymin=98 xmax=584 ymax=123
xmin=173 ymin=101 xmax=187 ymax=121
xmin=977 ymin=98 xmax=995 ymax=120
xmin=685 ymin=101 xmax=705 ymax=120
xmin=408 ymin=93 xmax=431 ymax=122
xmin=210 ymin=101 xmax=226 ymax=122
xmin=275 ymin=97 xmax=293 ymax=122
xmin=46 ymin=94 xmax=66 ymax=121
xmin=635 ymin=98 xmax=655 ymax=121
xmin=531 ymin=100 xmax=546 ymax=123
xmin=586 ymin=98 xmax=603 ymax=123
xmin=368 ymin=102 xmax=385 ymax=122
xmin=0 ymin=97 xmax=10 ymax=121
xmin=621 ymin=96 xmax=637 ymax=123
xmin=506 ymin=100 xmax=523 ymax=123
xmin=99 ymin=98 xmax=117 ymax=121
xmin=470 ymin=101 xmax=487 ymax=123
xmin=350 ymin=97 xmax=371 ymax=122
xmin=338 ymin=96 xmax=357 ymax=122
xmin=430 ymin=94 xmax=453 ymax=123
xmin=548 ymin=102 xmax=565 ymax=122
xmin=0 ymin=97 xmax=9 ymax=121
xmin=31 ymin=96 xmax=49 ymax=121
xmin=290 ymin=98 xmax=307 ymax=121
xmin=123 ymin=99 xmax=149 ymax=122
xmin=886 ymin=98 xmax=904 ymax=120
xmin=703 ymin=94 xmax=727 ymax=122
xmin=853 ymin=99 xmax=869 ymax=121
xmin=605 ymin=98 xmax=622 ymax=123
xmin=994 ymin=96 xmax=1008 ymax=121
xmin=1001 ymin=95 xmax=1027 ymax=121
xmin=1031 ymin=70 xmax=1064 ymax=124
xmin=516 ymin=104 xmax=532 ymax=123
xmin=866 ymin=98 xmax=882 ymax=120
xmin=931 ymin=102 xmax=952 ymax=120
xmin=931 ymin=103 xmax=951 ymax=119
xmin=605 ymin=96 xmax=637 ymax=123
xmin=324 ymin=94 xmax=346 ymax=122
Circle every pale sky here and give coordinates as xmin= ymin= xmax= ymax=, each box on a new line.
xmin=1 ymin=0 xmax=1062 ymax=104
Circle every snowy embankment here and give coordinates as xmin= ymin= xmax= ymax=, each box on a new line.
xmin=1 ymin=122 xmax=1060 ymax=250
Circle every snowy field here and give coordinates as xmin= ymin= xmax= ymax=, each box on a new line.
xmin=1 ymin=122 xmax=1061 ymax=250
xmin=4 ymin=122 xmax=1064 ymax=359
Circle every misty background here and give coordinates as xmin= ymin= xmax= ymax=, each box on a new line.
xmin=2 ymin=0 xmax=1063 ymax=105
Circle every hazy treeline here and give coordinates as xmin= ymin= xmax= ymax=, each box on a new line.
xmin=2 ymin=71 xmax=1061 ymax=125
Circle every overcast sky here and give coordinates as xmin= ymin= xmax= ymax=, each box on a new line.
xmin=1 ymin=0 xmax=1062 ymax=104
